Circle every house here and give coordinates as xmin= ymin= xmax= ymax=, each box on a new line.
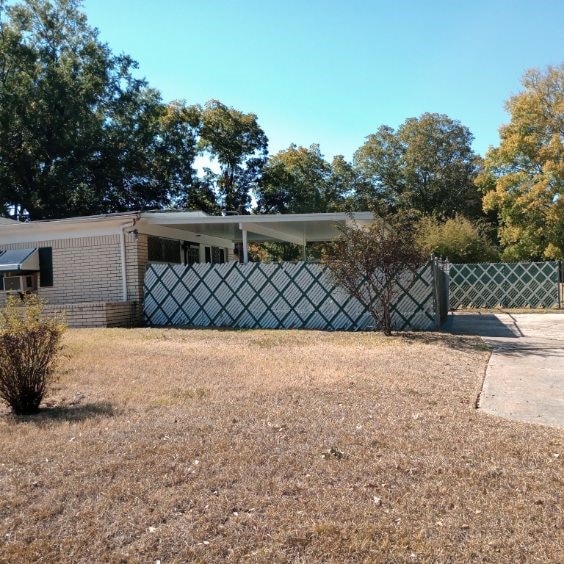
xmin=0 ymin=210 xmax=373 ymax=327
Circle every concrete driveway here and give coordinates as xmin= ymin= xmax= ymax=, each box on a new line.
xmin=444 ymin=312 xmax=564 ymax=428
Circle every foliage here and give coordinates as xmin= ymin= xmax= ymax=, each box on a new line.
xmin=416 ymin=215 xmax=499 ymax=263
xmin=256 ymin=145 xmax=358 ymax=214
xmin=322 ymin=212 xmax=426 ymax=336
xmin=354 ymin=113 xmax=482 ymax=219
xmin=156 ymin=102 xmax=219 ymax=214
xmin=247 ymin=241 xmax=302 ymax=262
xmin=0 ymin=295 xmax=64 ymax=415
xmin=478 ymin=65 xmax=564 ymax=260
xmin=199 ymin=99 xmax=268 ymax=213
xmin=0 ymin=0 xmax=202 ymax=219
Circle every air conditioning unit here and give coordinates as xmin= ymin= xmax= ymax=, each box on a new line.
xmin=2 ymin=273 xmax=38 ymax=293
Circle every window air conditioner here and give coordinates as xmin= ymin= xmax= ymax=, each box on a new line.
xmin=3 ymin=274 xmax=38 ymax=293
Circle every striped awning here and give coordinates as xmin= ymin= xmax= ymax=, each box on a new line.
xmin=0 ymin=248 xmax=39 ymax=272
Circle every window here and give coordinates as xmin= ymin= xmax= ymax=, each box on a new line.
xmin=204 ymin=246 xmax=226 ymax=264
xmin=184 ymin=244 xmax=200 ymax=265
xmin=212 ymin=247 xmax=225 ymax=264
xmin=148 ymin=237 xmax=181 ymax=263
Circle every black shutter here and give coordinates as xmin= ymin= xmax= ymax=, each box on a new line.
xmin=147 ymin=236 xmax=161 ymax=261
xmin=38 ymin=247 xmax=53 ymax=287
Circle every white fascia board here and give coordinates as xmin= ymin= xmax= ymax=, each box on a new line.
xmin=240 ymin=222 xmax=304 ymax=245
xmin=141 ymin=211 xmax=374 ymax=226
xmin=0 ymin=218 xmax=135 ymax=245
xmin=236 ymin=212 xmax=374 ymax=224
xmin=138 ymin=222 xmax=233 ymax=248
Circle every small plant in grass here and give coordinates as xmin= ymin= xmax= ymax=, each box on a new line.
xmin=0 ymin=295 xmax=65 ymax=415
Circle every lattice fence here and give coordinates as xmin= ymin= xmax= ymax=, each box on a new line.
xmin=449 ymin=262 xmax=560 ymax=309
xmin=144 ymin=261 xmax=441 ymax=331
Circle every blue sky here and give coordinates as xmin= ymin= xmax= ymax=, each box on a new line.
xmin=83 ymin=0 xmax=563 ymax=161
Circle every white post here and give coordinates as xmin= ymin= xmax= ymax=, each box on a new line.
xmin=242 ymin=227 xmax=249 ymax=264
xmin=120 ymin=226 xmax=128 ymax=301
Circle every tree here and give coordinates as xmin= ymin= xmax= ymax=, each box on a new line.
xmin=255 ymin=144 xmax=357 ymax=214
xmin=153 ymin=101 xmax=219 ymax=214
xmin=328 ymin=155 xmax=365 ymax=211
xmin=256 ymin=144 xmax=332 ymax=213
xmin=416 ymin=215 xmax=499 ymax=263
xmin=0 ymin=0 xmax=203 ymax=219
xmin=354 ymin=113 xmax=482 ymax=219
xmin=478 ymin=65 xmax=564 ymax=260
xmin=322 ymin=212 xmax=426 ymax=336
xmin=199 ymin=99 xmax=268 ymax=213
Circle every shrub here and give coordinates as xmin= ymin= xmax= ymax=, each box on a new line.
xmin=0 ymin=295 xmax=65 ymax=415
xmin=416 ymin=215 xmax=499 ymax=263
xmin=322 ymin=212 xmax=427 ymax=336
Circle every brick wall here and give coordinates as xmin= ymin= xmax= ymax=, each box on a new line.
xmin=1 ymin=231 xmax=236 ymax=326
xmin=0 ymin=235 xmax=129 ymax=305
xmin=0 ymin=233 xmax=146 ymax=326
xmin=127 ymin=233 xmax=148 ymax=302
xmin=42 ymin=301 xmax=137 ymax=328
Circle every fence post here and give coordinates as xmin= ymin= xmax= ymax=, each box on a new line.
xmin=432 ymin=259 xmax=441 ymax=330
xmin=557 ymin=260 xmax=564 ymax=309
xmin=445 ymin=259 xmax=450 ymax=321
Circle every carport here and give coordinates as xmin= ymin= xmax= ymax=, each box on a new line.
xmin=139 ymin=211 xmax=374 ymax=263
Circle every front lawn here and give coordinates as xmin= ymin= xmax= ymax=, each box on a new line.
xmin=0 ymin=329 xmax=561 ymax=562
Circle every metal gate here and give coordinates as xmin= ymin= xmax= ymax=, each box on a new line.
xmin=144 ymin=261 xmax=446 ymax=331
xmin=449 ymin=261 xmax=560 ymax=309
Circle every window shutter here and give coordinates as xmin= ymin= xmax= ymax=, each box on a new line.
xmin=38 ymin=247 xmax=53 ymax=287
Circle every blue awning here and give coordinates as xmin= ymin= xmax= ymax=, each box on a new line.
xmin=0 ymin=248 xmax=40 ymax=272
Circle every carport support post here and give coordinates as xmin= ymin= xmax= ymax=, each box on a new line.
xmin=241 ymin=227 xmax=249 ymax=264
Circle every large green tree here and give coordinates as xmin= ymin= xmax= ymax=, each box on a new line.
xmin=256 ymin=144 xmax=331 ymax=213
xmin=153 ymin=101 xmax=218 ymax=214
xmin=478 ymin=65 xmax=564 ymax=260
xmin=255 ymin=144 xmax=357 ymax=214
xmin=0 ymin=0 xmax=202 ymax=219
xmin=199 ymin=99 xmax=268 ymax=213
xmin=354 ymin=113 xmax=482 ymax=219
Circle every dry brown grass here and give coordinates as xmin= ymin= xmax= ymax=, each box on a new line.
xmin=0 ymin=328 xmax=562 ymax=563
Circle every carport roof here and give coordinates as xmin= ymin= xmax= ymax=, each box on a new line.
xmin=140 ymin=211 xmax=374 ymax=244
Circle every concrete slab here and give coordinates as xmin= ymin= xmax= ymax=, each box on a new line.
xmin=442 ymin=312 xmax=521 ymax=338
xmin=446 ymin=312 xmax=564 ymax=429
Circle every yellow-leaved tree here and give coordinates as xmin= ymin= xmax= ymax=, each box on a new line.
xmin=477 ymin=65 xmax=563 ymax=260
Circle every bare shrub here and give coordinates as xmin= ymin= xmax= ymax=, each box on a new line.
xmin=323 ymin=212 xmax=426 ymax=335
xmin=0 ymin=295 xmax=65 ymax=415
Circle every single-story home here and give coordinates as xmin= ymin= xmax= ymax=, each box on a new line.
xmin=0 ymin=210 xmax=373 ymax=327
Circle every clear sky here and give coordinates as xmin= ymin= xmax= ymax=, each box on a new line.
xmin=82 ymin=0 xmax=563 ymax=161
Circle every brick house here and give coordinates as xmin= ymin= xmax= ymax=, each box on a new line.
xmin=0 ymin=210 xmax=372 ymax=327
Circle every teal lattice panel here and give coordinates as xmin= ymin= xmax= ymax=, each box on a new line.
xmin=144 ymin=262 xmax=438 ymax=331
xmin=450 ymin=262 xmax=559 ymax=309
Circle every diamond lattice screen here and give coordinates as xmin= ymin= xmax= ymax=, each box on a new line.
xmin=144 ymin=261 xmax=439 ymax=331
xmin=449 ymin=262 xmax=559 ymax=309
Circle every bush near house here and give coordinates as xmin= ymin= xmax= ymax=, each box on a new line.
xmin=0 ymin=295 xmax=65 ymax=415
xmin=416 ymin=215 xmax=499 ymax=263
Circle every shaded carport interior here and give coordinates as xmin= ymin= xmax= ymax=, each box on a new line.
xmin=139 ymin=211 xmax=374 ymax=262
